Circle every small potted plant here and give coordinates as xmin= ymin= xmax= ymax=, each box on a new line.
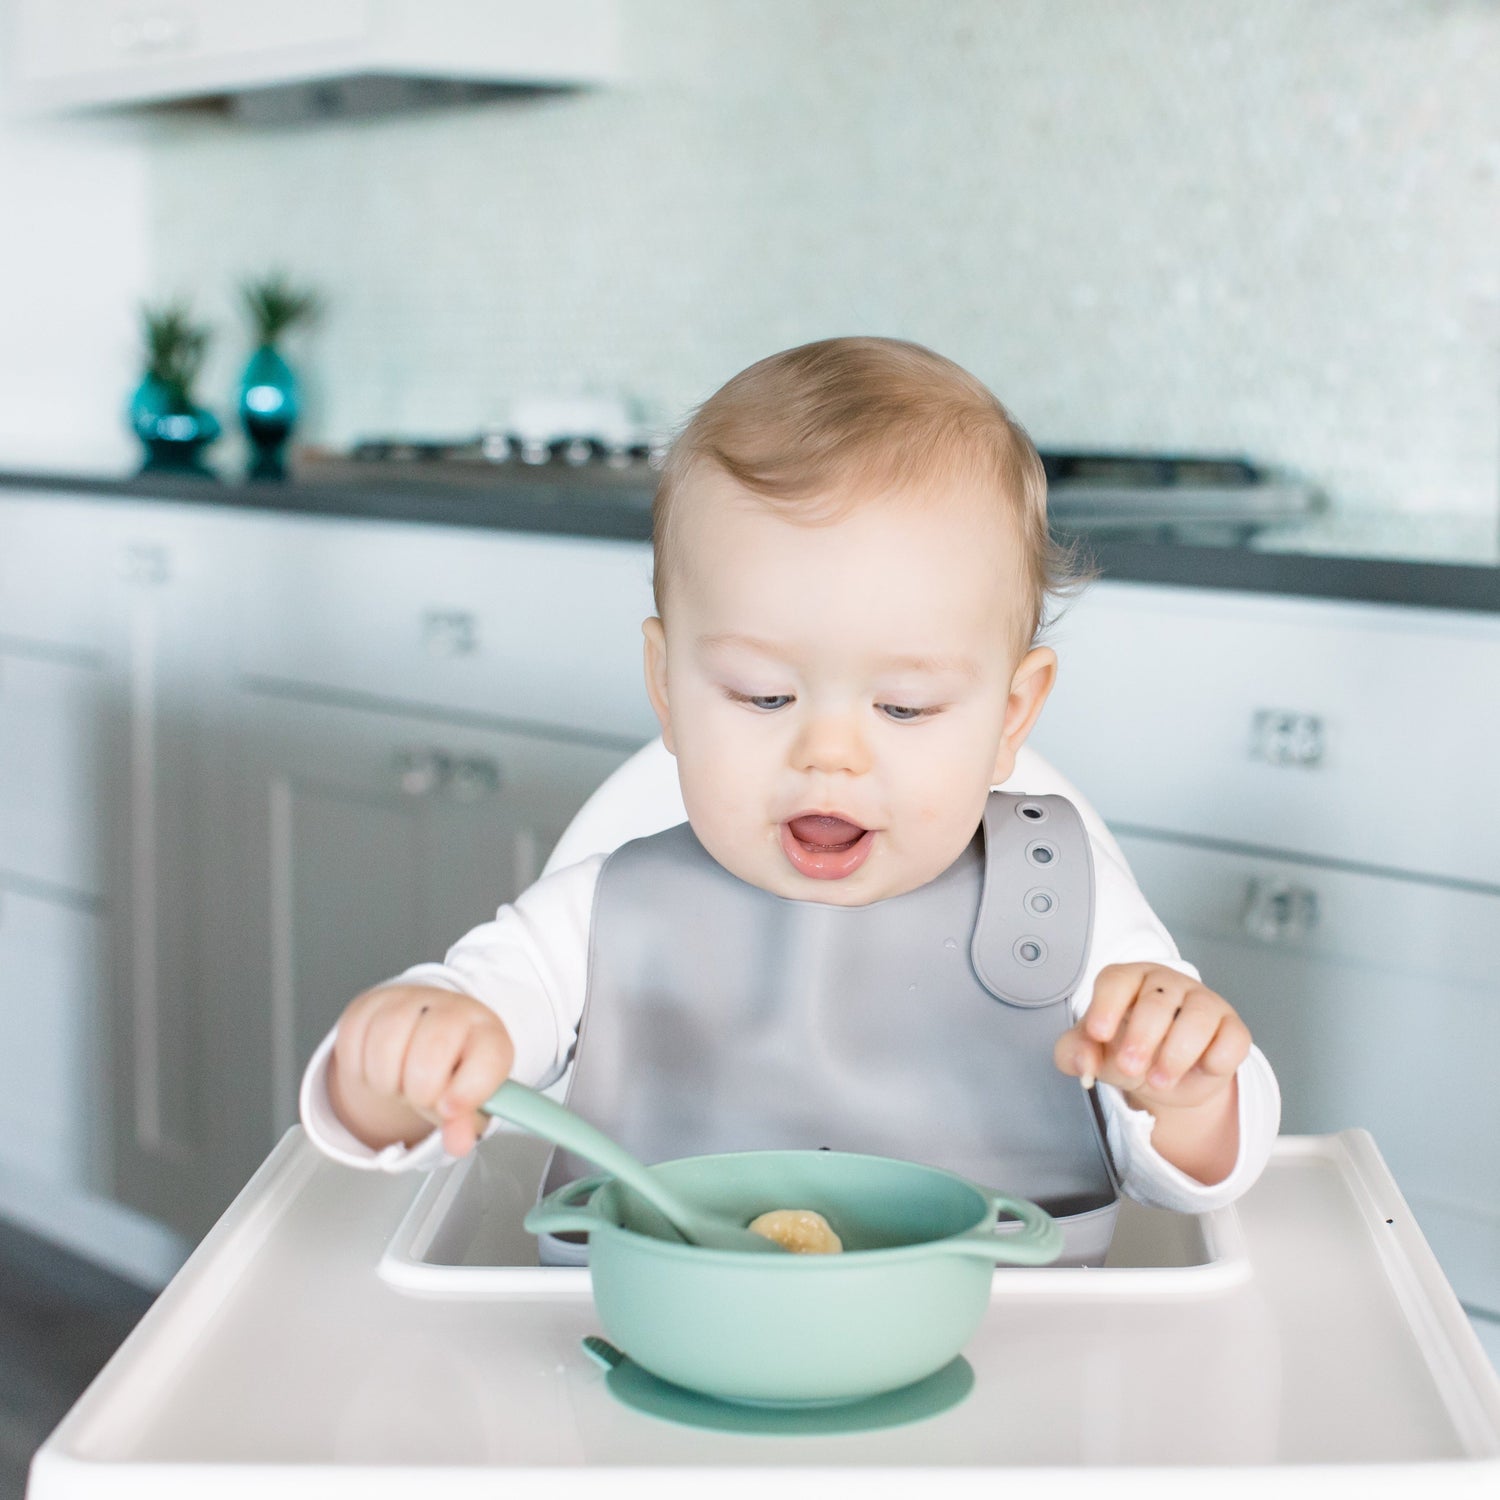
xmin=129 ymin=301 xmax=220 ymax=476
xmin=238 ymin=273 xmax=320 ymax=480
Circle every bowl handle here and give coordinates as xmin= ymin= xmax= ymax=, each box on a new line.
xmin=524 ymin=1172 xmax=610 ymax=1240
xmin=929 ymin=1192 xmax=1064 ymax=1266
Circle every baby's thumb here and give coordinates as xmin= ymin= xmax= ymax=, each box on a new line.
xmin=438 ymin=1025 xmax=514 ymax=1122
xmin=439 ymin=1108 xmax=484 ymax=1158
xmin=1053 ymin=1027 xmax=1102 ymax=1083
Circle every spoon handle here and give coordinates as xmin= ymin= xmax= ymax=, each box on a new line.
xmin=482 ymin=1080 xmax=695 ymax=1233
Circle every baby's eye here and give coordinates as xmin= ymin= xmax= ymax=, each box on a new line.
xmin=877 ymin=703 xmax=934 ymax=722
xmin=728 ymin=690 xmax=794 ymax=712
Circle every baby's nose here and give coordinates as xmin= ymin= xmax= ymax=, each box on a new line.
xmin=792 ymin=708 xmax=873 ymax=776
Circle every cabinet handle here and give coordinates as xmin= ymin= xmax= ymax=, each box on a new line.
xmin=1249 ymin=709 xmax=1325 ymax=767
xmin=1242 ymin=878 xmax=1320 ymax=943
xmin=119 ymin=543 xmax=170 ymax=586
xmin=422 ymin=610 xmax=479 ymax=658
xmin=448 ymin=756 xmax=502 ymax=801
xmin=139 ymin=12 xmax=186 ymax=49
xmin=394 ymin=748 xmax=452 ymax=797
xmin=393 ymin=749 xmax=501 ymax=800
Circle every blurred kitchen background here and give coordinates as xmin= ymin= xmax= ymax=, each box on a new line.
xmin=2 ymin=1 xmax=1499 ymax=1488
xmin=5 ymin=0 xmax=1499 ymax=540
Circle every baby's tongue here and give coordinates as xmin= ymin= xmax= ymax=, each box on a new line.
xmin=787 ymin=815 xmax=865 ymax=850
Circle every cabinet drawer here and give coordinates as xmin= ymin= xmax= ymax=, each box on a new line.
xmin=0 ymin=492 xmax=118 ymax=653
xmin=1032 ymin=582 xmax=1500 ymax=886
xmin=0 ymin=885 xmax=99 ymax=1188
xmin=0 ymin=649 xmax=111 ymax=896
xmin=230 ymin=516 xmax=659 ymax=744
xmin=1116 ymin=830 xmax=1500 ymax=1313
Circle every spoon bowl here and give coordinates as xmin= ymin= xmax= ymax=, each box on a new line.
xmin=481 ymin=1081 xmax=784 ymax=1253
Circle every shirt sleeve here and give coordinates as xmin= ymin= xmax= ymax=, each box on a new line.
xmin=298 ymin=855 xmax=602 ymax=1172
xmin=1081 ymin=834 xmax=1282 ymax=1212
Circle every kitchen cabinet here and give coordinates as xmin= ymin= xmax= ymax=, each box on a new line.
xmin=125 ymin=510 xmax=655 ymax=1239
xmin=0 ymin=502 xmax=114 ymax=902
xmin=1031 ymin=580 xmax=1500 ymax=887
xmin=227 ymin=510 xmax=657 ymax=743
xmin=6 ymin=0 xmax=619 ymax=115
xmin=0 ymin=500 xmax=115 ymax=1199
xmin=0 ymin=494 xmax=225 ymax=1259
xmin=102 ymin=511 xmax=243 ymax=1242
xmin=205 ymin=691 xmax=629 ymax=1192
xmin=1114 ymin=832 xmax=1500 ymax=1316
xmin=1029 ymin=579 xmax=1500 ymax=1317
xmin=0 ymin=493 xmax=657 ymax=1252
xmin=0 ymin=649 xmax=110 ymax=902
xmin=0 ymin=885 xmax=102 ymax=1189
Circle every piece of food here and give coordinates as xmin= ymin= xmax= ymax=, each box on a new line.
xmin=747 ymin=1208 xmax=843 ymax=1254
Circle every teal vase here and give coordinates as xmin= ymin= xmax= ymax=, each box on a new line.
xmin=129 ymin=375 xmax=220 ymax=477
xmin=238 ymin=343 xmax=299 ymax=480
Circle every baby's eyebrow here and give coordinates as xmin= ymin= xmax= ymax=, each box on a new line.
xmin=697 ymin=632 xmax=789 ymax=659
xmin=874 ymin=651 xmax=980 ymax=680
xmin=697 ymin=633 xmax=977 ymax=680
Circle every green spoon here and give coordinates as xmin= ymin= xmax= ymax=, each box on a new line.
xmin=482 ymin=1080 xmax=785 ymax=1254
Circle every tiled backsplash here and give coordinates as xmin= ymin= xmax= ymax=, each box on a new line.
xmin=6 ymin=1 xmax=1500 ymax=527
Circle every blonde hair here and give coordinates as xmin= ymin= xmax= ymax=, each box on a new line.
xmin=652 ymin=337 xmax=1091 ymax=647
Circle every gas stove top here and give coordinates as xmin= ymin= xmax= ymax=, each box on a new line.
xmin=314 ymin=439 xmax=1324 ymax=542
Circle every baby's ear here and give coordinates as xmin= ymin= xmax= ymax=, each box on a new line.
xmin=992 ymin=646 xmax=1056 ymax=783
xmin=641 ymin=616 xmax=676 ymax=754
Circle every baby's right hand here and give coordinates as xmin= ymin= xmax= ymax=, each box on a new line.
xmin=328 ymin=984 xmax=515 ymax=1157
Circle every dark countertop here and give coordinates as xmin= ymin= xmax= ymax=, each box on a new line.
xmin=5 ymin=463 xmax=1500 ymax=615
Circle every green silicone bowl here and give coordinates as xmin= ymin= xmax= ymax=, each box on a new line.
xmin=526 ymin=1148 xmax=1061 ymax=1406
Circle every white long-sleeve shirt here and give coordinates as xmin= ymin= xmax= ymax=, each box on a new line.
xmin=301 ymin=741 xmax=1280 ymax=1213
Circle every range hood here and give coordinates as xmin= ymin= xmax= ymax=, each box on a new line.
xmin=6 ymin=0 xmax=619 ymax=120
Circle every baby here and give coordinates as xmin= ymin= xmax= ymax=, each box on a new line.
xmin=302 ymin=337 xmax=1279 ymax=1257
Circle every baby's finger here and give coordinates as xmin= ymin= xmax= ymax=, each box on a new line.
xmin=440 ymin=1110 xmax=484 ymax=1159
xmin=1081 ymin=963 xmax=1156 ymax=1046
xmin=1145 ymin=993 xmax=1225 ymax=1091
xmin=1199 ymin=1012 xmax=1253 ymax=1078
xmin=399 ymin=1005 xmax=471 ymax=1112
xmin=333 ymin=986 xmax=397 ymax=1093
xmin=1053 ymin=1027 xmax=1104 ymax=1085
xmin=1110 ymin=978 xmax=1192 ymax=1084
xmin=361 ymin=993 xmax=428 ymax=1099
xmin=440 ymin=1023 xmax=515 ymax=1120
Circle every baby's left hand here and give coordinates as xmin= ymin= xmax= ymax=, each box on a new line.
xmin=1054 ymin=962 xmax=1251 ymax=1113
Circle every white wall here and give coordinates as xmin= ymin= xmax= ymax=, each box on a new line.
xmin=0 ymin=105 xmax=150 ymax=473
xmin=4 ymin=1 xmax=1500 ymax=524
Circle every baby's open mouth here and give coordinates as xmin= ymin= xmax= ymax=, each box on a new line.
xmin=786 ymin=814 xmax=866 ymax=852
xmin=780 ymin=814 xmax=876 ymax=881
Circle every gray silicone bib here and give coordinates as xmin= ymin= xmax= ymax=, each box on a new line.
xmin=542 ymin=792 xmax=1119 ymax=1265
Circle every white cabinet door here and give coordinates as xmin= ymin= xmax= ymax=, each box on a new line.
xmin=1033 ymin=582 xmax=1500 ymax=887
xmin=0 ymin=496 xmax=117 ymax=901
xmin=0 ymin=495 xmax=122 ymax=1208
xmin=97 ymin=510 xmax=240 ymax=1241
xmin=182 ymin=690 xmax=633 ymax=1236
xmin=0 ymin=646 xmax=111 ymax=899
xmin=0 ymin=886 xmax=102 ymax=1188
xmin=1116 ymin=831 xmax=1500 ymax=1317
xmin=230 ymin=512 xmax=658 ymax=744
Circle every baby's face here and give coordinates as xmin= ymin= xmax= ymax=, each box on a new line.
xmin=643 ymin=468 xmax=1055 ymax=906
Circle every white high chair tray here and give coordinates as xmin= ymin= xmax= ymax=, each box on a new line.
xmin=27 ymin=1129 xmax=1500 ymax=1500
